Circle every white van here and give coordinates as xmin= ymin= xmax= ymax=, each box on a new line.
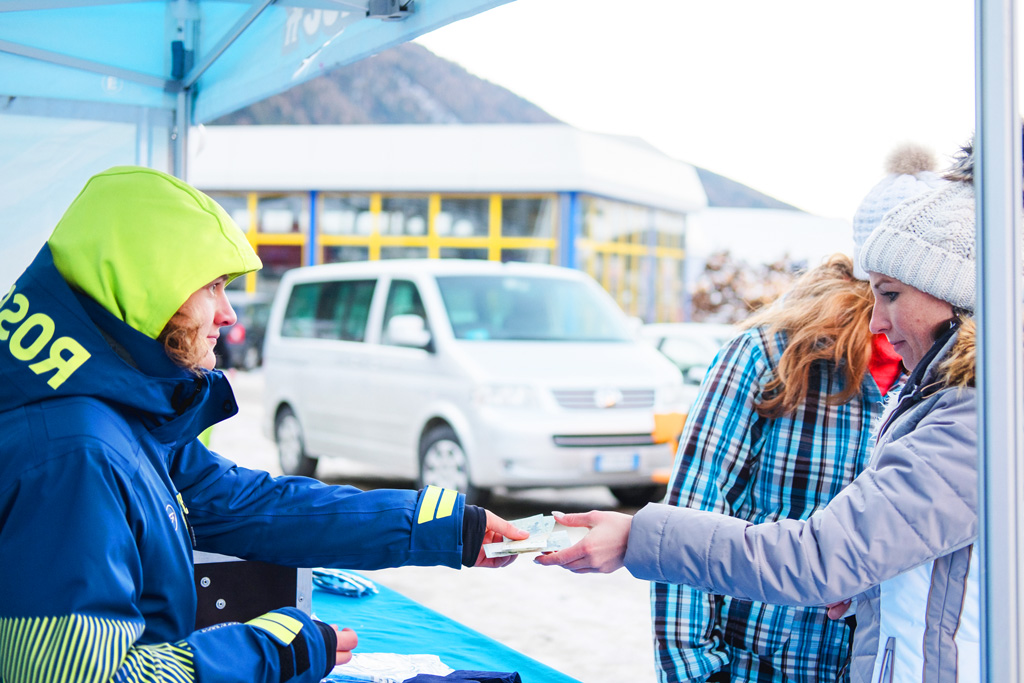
xmin=262 ymin=259 xmax=687 ymax=506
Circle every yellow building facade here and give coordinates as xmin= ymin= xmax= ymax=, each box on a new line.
xmin=191 ymin=124 xmax=706 ymax=322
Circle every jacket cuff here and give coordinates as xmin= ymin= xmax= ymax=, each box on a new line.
xmin=314 ymin=620 xmax=337 ymax=678
xmin=461 ymin=504 xmax=486 ymax=566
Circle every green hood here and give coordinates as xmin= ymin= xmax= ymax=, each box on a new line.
xmin=48 ymin=166 xmax=261 ymax=339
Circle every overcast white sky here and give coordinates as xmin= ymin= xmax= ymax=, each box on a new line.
xmin=416 ymin=0 xmax=980 ymax=221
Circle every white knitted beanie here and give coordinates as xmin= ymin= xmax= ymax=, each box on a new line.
xmin=851 ymin=144 xmax=945 ymax=279
xmin=859 ymin=181 xmax=975 ymax=312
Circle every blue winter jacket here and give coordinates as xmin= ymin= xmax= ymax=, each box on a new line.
xmin=0 ymin=247 xmax=470 ymax=683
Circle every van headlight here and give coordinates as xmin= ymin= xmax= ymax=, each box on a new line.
xmin=654 ymin=383 xmax=689 ymax=413
xmin=473 ymin=384 xmax=539 ymax=409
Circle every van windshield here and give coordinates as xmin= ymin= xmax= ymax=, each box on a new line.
xmin=436 ymin=275 xmax=633 ymax=342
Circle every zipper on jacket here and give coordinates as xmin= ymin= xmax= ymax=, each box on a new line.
xmin=877 ymin=637 xmax=895 ymax=683
xmin=176 ymin=492 xmax=197 ymax=549
xmin=837 ymin=615 xmax=857 ymax=681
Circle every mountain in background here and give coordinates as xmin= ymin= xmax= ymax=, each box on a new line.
xmin=213 ymin=42 xmax=557 ymax=126
xmin=695 ymin=167 xmax=799 ymax=210
xmin=212 ymin=42 xmax=797 ymax=211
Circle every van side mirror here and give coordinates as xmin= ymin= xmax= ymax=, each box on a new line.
xmin=385 ymin=314 xmax=433 ymax=350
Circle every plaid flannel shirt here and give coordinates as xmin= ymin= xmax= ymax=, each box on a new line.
xmin=651 ymin=327 xmax=890 ymax=683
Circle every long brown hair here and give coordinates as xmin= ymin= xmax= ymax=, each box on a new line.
xmin=938 ymin=316 xmax=976 ymax=389
xmin=740 ymin=253 xmax=875 ymax=419
xmin=158 ymin=311 xmax=208 ymax=374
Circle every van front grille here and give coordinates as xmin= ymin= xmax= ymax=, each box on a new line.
xmin=552 ymin=434 xmax=657 ymax=447
xmin=552 ymin=388 xmax=655 ymax=410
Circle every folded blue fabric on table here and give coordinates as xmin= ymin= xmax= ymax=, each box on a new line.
xmin=404 ymin=672 xmax=522 ymax=682
xmin=313 ymin=568 xmax=379 ymax=598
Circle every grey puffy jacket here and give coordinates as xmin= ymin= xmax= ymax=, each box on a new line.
xmin=625 ymin=329 xmax=978 ymax=683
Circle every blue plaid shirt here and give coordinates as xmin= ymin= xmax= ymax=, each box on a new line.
xmin=651 ymin=327 xmax=890 ymax=683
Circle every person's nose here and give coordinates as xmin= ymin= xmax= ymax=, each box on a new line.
xmin=868 ymin=304 xmax=887 ymax=335
xmin=216 ymin=292 xmax=237 ymax=328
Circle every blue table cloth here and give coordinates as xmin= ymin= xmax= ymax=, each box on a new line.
xmin=312 ymin=583 xmax=580 ymax=683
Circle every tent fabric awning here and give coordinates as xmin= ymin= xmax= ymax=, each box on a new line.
xmin=0 ymin=0 xmax=512 ymax=125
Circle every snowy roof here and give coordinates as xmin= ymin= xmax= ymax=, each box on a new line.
xmin=188 ymin=124 xmax=707 ymax=214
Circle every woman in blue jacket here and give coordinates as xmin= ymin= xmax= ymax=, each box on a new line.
xmin=0 ymin=166 xmax=526 ymax=683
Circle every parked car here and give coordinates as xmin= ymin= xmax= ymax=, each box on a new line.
xmin=262 ymin=259 xmax=688 ymax=506
xmin=637 ymin=322 xmax=737 ymax=402
xmin=215 ymin=291 xmax=272 ymax=370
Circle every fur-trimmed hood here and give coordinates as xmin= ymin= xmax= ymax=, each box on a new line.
xmin=943 ymin=122 xmax=1024 ymax=185
xmin=939 ymin=317 xmax=975 ymax=389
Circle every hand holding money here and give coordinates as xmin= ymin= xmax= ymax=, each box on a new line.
xmin=473 ymin=510 xmax=531 ymax=568
xmin=482 ymin=513 xmax=590 ymax=559
xmin=532 ymin=510 xmax=632 ymax=573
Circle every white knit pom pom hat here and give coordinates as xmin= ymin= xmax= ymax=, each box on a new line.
xmin=851 ymin=143 xmax=945 ymax=279
xmin=858 ymin=181 xmax=976 ymax=312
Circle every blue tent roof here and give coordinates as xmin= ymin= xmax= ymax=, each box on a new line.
xmin=0 ymin=0 xmax=510 ymax=168
xmin=0 ymin=0 xmax=511 ymax=282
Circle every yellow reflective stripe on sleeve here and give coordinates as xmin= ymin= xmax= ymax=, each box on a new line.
xmin=246 ymin=613 xmax=302 ymax=646
xmin=0 ymin=614 xmax=161 ymax=683
xmin=436 ymin=489 xmax=457 ymax=520
xmin=417 ymin=485 xmax=443 ymax=524
xmin=117 ymin=641 xmax=195 ymax=683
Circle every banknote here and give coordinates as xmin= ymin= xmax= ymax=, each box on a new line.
xmin=550 ymin=523 xmax=588 ymax=548
xmin=482 ymin=515 xmax=589 ymax=558
xmin=503 ymin=513 xmax=555 ymax=541
xmin=483 ymin=534 xmax=550 ymax=558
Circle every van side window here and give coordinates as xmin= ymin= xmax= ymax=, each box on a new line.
xmin=281 ymin=280 xmax=376 ymax=341
xmin=281 ymin=283 xmax=319 ymax=338
xmin=382 ymin=280 xmax=427 ymax=345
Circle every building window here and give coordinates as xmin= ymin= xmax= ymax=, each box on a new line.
xmin=381 ymin=197 xmax=429 ymax=236
xmin=438 ymin=197 xmax=488 ymax=237
xmin=257 ymin=245 xmax=303 ymax=289
xmin=322 ymin=245 xmax=369 ymax=263
xmin=577 ymin=196 xmax=686 ymax=322
xmin=381 ymin=246 xmax=430 ymax=260
xmin=440 ymin=247 xmax=488 ymax=260
xmin=258 ymin=194 xmax=308 ymax=234
xmin=320 ymin=194 xmax=371 ymax=235
xmin=501 ymin=197 xmax=555 ymax=238
xmin=500 ymin=248 xmax=554 ymax=265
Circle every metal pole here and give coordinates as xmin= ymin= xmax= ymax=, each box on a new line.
xmin=172 ymin=88 xmax=190 ymax=179
xmin=976 ymin=1 xmax=1023 ymax=681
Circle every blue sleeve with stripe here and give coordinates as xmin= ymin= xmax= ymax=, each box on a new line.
xmin=0 ymin=607 xmax=333 ymax=683
xmin=0 ymin=444 xmax=334 ymax=683
xmin=170 ymin=440 xmax=466 ymax=570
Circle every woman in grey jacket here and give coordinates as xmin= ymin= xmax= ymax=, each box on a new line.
xmin=538 ymin=174 xmax=980 ymax=683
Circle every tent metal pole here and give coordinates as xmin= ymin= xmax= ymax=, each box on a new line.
xmin=976 ymin=0 xmax=1023 ymax=681
xmin=172 ymin=88 xmax=190 ymax=179
xmin=0 ymin=38 xmax=168 ymax=89
xmin=182 ymin=0 xmax=275 ymax=89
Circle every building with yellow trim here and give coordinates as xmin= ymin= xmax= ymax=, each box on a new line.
xmin=189 ymin=124 xmax=707 ymax=322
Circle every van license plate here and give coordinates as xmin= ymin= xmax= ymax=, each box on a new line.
xmin=594 ymin=453 xmax=640 ymax=473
